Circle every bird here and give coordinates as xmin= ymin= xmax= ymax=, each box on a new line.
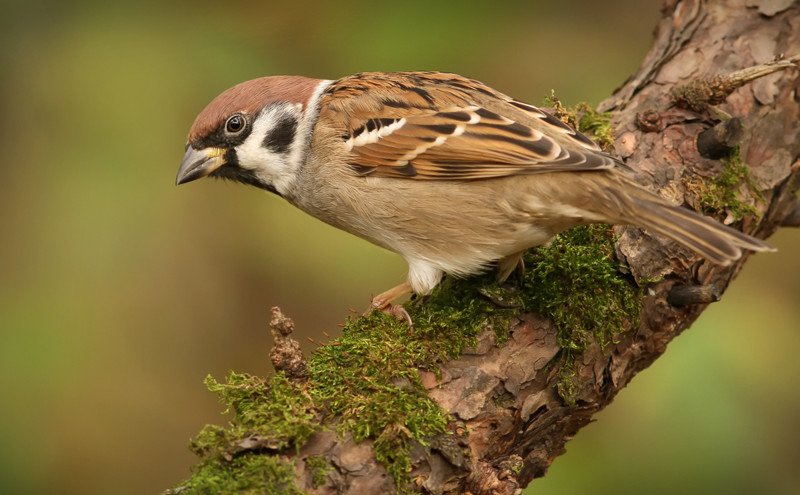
xmin=176 ymin=71 xmax=774 ymax=321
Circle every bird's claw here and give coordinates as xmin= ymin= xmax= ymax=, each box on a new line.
xmin=366 ymin=297 xmax=414 ymax=327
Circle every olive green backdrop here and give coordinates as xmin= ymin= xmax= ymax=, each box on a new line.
xmin=1 ymin=1 xmax=798 ymax=494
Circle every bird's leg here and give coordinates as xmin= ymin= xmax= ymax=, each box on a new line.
xmin=367 ymin=282 xmax=413 ymax=326
xmin=497 ymin=251 xmax=525 ymax=282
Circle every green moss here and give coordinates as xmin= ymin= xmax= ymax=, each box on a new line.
xmin=173 ymin=284 xmax=505 ymax=492
xmin=521 ymin=225 xmax=642 ymax=403
xmin=304 ymin=283 xmax=515 ymax=489
xmin=492 ymin=391 xmax=516 ymax=409
xmin=693 ymin=145 xmax=761 ymax=221
xmin=168 ymin=453 xmax=305 ymax=495
xmin=189 ymin=372 xmax=321 ymax=460
xmin=168 ymin=373 xmax=319 ymax=494
xmin=543 ymin=90 xmax=579 ymax=129
xmin=307 ymin=315 xmax=454 ymax=488
xmin=575 ymin=103 xmax=615 ymax=151
xmin=543 ymin=91 xmax=615 ymax=150
xmin=407 ymin=273 xmax=515 ymax=356
xmin=554 ymin=353 xmax=580 ymax=404
xmin=373 ymin=423 xmax=414 ymax=485
xmin=305 ymin=456 xmax=330 ymax=488
xmin=172 ymin=224 xmax=642 ymax=491
xmin=522 ymin=225 xmax=640 ymax=352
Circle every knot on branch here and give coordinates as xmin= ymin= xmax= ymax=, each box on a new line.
xmin=672 ymin=56 xmax=799 ymax=112
xmin=696 ymin=118 xmax=744 ymax=159
xmin=635 ymin=109 xmax=662 ymax=132
xmin=268 ymin=306 xmax=307 ymax=378
xmin=672 ymin=74 xmax=739 ymax=112
xmin=667 ymin=284 xmax=721 ymax=306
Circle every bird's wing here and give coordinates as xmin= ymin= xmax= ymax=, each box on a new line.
xmin=320 ymin=72 xmax=619 ymax=180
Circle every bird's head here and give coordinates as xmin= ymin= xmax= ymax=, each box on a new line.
xmin=176 ymin=75 xmax=329 ymax=196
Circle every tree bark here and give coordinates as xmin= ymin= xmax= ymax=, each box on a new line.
xmin=170 ymin=1 xmax=800 ymax=493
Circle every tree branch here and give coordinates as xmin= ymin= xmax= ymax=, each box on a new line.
xmin=166 ymin=1 xmax=800 ymax=493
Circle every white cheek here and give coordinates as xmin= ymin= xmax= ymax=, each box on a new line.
xmin=235 ymin=107 xmax=297 ymax=194
xmin=237 ymin=110 xmax=282 ymax=170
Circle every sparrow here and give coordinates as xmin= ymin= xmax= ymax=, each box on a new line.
xmin=176 ymin=71 xmax=774 ymax=319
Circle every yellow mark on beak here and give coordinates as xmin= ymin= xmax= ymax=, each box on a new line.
xmin=176 ymin=146 xmax=226 ymax=185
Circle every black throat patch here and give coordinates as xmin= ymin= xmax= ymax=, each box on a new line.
xmin=210 ymin=149 xmax=282 ymax=196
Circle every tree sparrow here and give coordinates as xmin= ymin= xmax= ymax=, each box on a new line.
xmin=176 ymin=71 xmax=774 ymax=317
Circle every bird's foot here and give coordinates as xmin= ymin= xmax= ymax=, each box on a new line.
xmin=369 ymin=302 xmax=414 ymax=327
xmin=365 ymin=282 xmax=414 ymax=327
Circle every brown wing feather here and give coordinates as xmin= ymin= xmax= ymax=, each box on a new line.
xmin=320 ymin=72 xmax=619 ymax=180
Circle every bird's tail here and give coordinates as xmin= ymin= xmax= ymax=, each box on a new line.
xmin=601 ymin=178 xmax=775 ymax=265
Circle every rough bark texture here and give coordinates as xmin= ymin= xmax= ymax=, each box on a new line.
xmin=177 ymin=1 xmax=800 ymax=493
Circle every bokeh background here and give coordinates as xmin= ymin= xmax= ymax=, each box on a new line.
xmin=1 ymin=0 xmax=798 ymax=493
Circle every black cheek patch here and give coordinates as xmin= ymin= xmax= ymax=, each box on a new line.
xmin=263 ymin=114 xmax=298 ymax=154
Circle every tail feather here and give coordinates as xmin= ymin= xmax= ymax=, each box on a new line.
xmin=527 ymin=172 xmax=774 ymax=265
xmin=622 ymin=196 xmax=775 ymax=265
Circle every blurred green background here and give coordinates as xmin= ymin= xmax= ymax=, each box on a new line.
xmin=1 ymin=0 xmax=798 ymax=493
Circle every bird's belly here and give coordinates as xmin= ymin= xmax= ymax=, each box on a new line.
xmin=292 ymin=173 xmax=577 ymax=277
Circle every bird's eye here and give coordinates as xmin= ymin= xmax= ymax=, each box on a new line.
xmin=225 ymin=114 xmax=245 ymax=134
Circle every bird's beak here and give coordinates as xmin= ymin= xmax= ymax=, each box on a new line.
xmin=176 ymin=146 xmax=226 ymax=185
